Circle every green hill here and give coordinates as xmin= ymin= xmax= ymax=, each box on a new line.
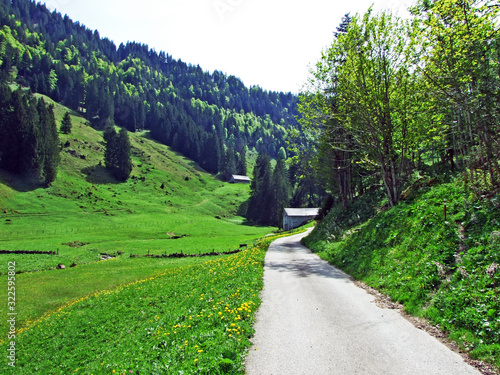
xmin=304 ymin=178 xmax=500 ymax=370
xmin=0 ymin=0 xmax=300 ymax=173
xmin=0 ymin=96 xmax=275 ymax=345
xmin=0 ymin=95 xmax=273 ymax=271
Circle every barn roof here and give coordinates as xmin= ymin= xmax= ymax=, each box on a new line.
xmin=284 ymin=208 xmax=320 ymax=217
xmin=231 ymin=175 xmax=251 ymax=181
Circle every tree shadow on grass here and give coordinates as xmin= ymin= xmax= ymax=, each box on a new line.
xmin=0 ymin=169 xmax=42 ymax=192
xmin=81 ymin=165 xmax=120 ymax=185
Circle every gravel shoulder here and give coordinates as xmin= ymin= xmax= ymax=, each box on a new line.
xmin=245 ymin=230 xmax=483 ymax=375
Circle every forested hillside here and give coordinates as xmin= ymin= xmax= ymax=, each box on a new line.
xmin=0 ymin=0 xmax=299 ymax=176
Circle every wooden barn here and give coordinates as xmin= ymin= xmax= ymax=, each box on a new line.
xmin=282 ymin=208 xmax=320 ymax=230
xmin=229 ymin=175 xmax=251 ymax=184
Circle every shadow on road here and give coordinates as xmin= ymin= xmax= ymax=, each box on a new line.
xmin=266 ymin=259 xmax=350 ymax=281
xmin=266 ymin=238 xmax=351 ymax=282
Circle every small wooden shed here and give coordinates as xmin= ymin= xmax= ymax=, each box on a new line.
xmin=230 ymin=175 xmax=251 ymax=184
xmin=282 ymin=208 xmax=320 ymax=231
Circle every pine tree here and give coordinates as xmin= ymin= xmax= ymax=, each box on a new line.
xmin=104 ymin=126 xmax=132 ymax=181
xmin=223 ymin=146 xmax=237 ymax=179
xmin=201 ymin=133 xmax=221 ymax=174
xmin=271 ymin=157 xmax=291 ymax=228
xmin=104 ymin=125 xmax=118 ymax=175
xmin=60 ymin=111 xmax=72 ymax=134
xmin=247 ymin=152 xmax=272 ymax=224
xmin=237 ymin=147 xmax=247 ymax=176
xmin=0 ymin=87 xmax=60 ymax=184
xmin=38 ymin=100 xmax=60 ymax=185
xmin=0 ymin=84 xmax=13 ymax=170
xmin=114 ymin=128 xmax=132 ymax=181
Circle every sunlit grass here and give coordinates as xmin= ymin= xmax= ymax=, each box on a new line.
xmin=0 ymin=99 xmax=279 ymax=373
xmin=0 ymin=233 xmax=293 ymax=374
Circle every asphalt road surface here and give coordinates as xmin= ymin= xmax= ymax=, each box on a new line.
xmin=245 ymin=230 xmax=481 ymax=375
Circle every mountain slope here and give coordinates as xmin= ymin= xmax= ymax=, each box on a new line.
xmin=0 ymin=0 xmax=299 ymax=168
xmin=0 ymin=95 xmax=275 ymax=273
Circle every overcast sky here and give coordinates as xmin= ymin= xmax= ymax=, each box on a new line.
xmin=41 ymin=0 xmax=416 ymax=93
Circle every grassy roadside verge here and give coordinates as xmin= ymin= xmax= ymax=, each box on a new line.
xmin=303 ymin=178 xmax=500 ymax=371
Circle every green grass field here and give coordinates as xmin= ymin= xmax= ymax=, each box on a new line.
xmin=0 ymin=97 xmax=278 ymax=372
xmin=0 ymin=96 xmax=273 ymax=268
xmin=0 ymin=98 xmax=269 ymax=265
xmin=0 ymin=236 xmax=276 ymax=374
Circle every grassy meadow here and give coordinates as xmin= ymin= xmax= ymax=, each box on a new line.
xmin=0 ymin=96 xmax=277 ymax=372
xmin=0 ymin=234 xmax=291 ymax=374
xmin=0 ymin=96 xmax=268 ymax=264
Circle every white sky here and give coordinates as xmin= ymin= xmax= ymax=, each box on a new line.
xmin=41 ymin=0 xmax=416 ymax=93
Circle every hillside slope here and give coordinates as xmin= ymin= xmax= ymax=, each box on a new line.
xmin=0 ymin=95 xmax=274 ymax=273
xmin=0 ymin=0 xmax=300 ymax=170
xmin=304 ymin=179 xmax=500 ymax=370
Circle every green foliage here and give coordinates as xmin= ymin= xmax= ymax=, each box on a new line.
xmin=246 ymin=153 xmax=293 ymax=227
xmin=237 ymin=148 xmax=247 ymax=176
xmin=296 ymin=1 xmax=500 ymax=215
xmin=301 ymin=10 xmax=421 ymax=208
xmin=60 ymin=111 xmax=72 ymax=134
xmin=104 ymin=126 xmax=132 ymax=181
xmin=413 ymin=0 xmax=500 ymax=185
xmin=0 ymin=85 xmax=60 ymax=185
xmin=271 ymin=158 xmax=291 ymax=228
xmin=247 ymin=153 xmax=272 ymax=224
xmin=0 ymin=0 xmax=301 ymax=173
xmin=277 ymin=146 xmax=286 ymax=161
xmin=305 ymin=178 xmax=500 ymax=368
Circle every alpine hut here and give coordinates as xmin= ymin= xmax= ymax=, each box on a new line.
xmin=282 ymin=208 xmax=320 ymax=231
xmin=229 ymin=175 xmax=251 ymax=184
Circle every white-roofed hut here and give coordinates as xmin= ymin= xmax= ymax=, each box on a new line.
xmin=229 ymin=175 xmax=251 ymax=184
xmin=282 ymin=208 xmax=320 ymax=231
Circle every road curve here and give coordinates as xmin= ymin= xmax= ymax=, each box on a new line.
xmin=245 ymin=230 xmax=481 ymax=375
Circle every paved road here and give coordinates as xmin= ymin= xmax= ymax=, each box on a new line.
xmin=245 ymin=230 xmax=481 ymax=375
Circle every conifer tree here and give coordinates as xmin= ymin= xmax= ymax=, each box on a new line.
xmin=60 ymin=111 xmax=72 ymax=134
xmin=237 ymin=147 xmax=247 ymax=176
xmin=37 ymin=100 xmax=60 ymax=185
xmin=104 ymin=125 xmax=118 ymax=175
xmin=223 ymin=146 xmax=237 ymax=179
xmin=201 ymin=133 xmax=221 ymax=174
xmin=114 ymin=128 xmax=132 ymax=181
xmin=104 ymin=126 xmax=132 ymax=181
xmin=271 ymin=156 xmax=291 ymax=228
xmin=247 ymin=152 xmax=273 ymax=224
xmin=0 ymin=87 xmax=21 ymax=173
xmin=0 ymin=86 xmax=60 ymax=184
